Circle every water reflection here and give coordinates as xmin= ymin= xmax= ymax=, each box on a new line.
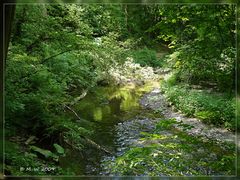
xmin=63 ymin=82 xmax=160 ymax=175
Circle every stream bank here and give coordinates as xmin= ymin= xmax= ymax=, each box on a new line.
xmin=140 ymin=88 xmax=238 ymax=147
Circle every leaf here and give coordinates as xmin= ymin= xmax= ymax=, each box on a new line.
xmin=53 ymin=143 xmax=65 ymax=154
xmin=30 ymin=145 xmax=59 ymax=161
xmin=30 ymin=145 xmax=54 ymax=158
xmin=25 ymin=136 xmax=36 ymax=145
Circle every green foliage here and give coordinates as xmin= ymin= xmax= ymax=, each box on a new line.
xmin=105 ymin=119 xmax=236 ymax=176
xmin=165 ymin=73 xmax=178 ymax=86
xmin=80 ymin=4 xmax=127 ymax=37
xmin=5 ymin=141 xmax=70 ymax=175
xmin=155 ymin=118 xmax=177 ymax=130
xmin=155 ymin=118 xmax=194 ymax=131
xmin=30 ymin=145 xmax=59 ymax=161
xmin=146 ymin=4 xmax=236 ymax=91
xmin=168 ymin=44 xmax=236 ymax=91
xmin=130 ymin=48 xmax=162 ymax=67
xmin=6 ymin=4 xmax=132 ymax=175
xmin=161 ymin=82 xmax=236 ymax=130
xmin=29 ymin=144 xmax=65 ymax=163
xmin=6 ymin=3 xmax=130 ymax=139
xmin=5 ymin=3 xmax=237 ymax=175
xmin=53 ymin=144 xmax=65 ymax=155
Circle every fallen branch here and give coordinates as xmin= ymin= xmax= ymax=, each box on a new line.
xmin=63 ymin=134 xmax=112 ymax=155
xmin=83 ymin=136 xmax=113 ymax=155
xmin=69 ymin=90 xmax=88 ymax=106
xmin=64 ymin=105 xmax=81 ymax=121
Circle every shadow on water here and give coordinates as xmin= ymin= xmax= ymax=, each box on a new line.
xmin=60 ymin=82 xmax=161 ymax=175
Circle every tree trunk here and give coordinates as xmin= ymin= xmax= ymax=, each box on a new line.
xmin=3 ymin=3 xmax=15 ymax=60
xmin=0 ymin=1 xmax=16 ymax=175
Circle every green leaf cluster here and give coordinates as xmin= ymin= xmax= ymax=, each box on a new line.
xmin=104 ymin=119 xmax=236 ymax=176
xmin=161 ymin=82 xmax=236 ymax=130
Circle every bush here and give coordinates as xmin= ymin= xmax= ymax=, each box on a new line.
xmin=165 ymin=44 xmax=236 ymax=92
xmin=5 ymin=141 xmax=72 ymax=175
xmin=161 ymin=82 xmax=236 ymax=130
xmin=130 ymin=48 xmax=161 ymax=67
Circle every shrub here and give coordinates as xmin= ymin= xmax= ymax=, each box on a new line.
xmin=161 ymin=82 xmax=236 ymax=130
xmin=130 ymin=48 xmax=161 ymax=67
xmin=4 ymin=141 xmax=69 ymax=175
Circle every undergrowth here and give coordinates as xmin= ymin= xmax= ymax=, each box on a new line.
xmin=161 ymin=78 xmax=236 ymax=131
xmin=5 ymin=141 xmax=73 ymax=175
xmin=104 ymin=119 xmax=236 ymax=176
xmin=130 ymin=48 xmax=163 ymax=67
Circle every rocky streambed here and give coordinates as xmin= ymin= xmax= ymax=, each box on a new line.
xmin=65 ymin=81 xmax=236 ymax=176
xmin=98 ymin=86 xmax=237 ymax=176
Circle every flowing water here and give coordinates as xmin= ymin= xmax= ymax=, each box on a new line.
xmin=59 ymin=82 xmax=236 ymax=176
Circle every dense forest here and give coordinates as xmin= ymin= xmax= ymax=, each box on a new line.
xmin=2 ymin=2 xmax=239 ymax=177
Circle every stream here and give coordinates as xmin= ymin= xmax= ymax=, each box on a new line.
xmin=60 ymin=82 xmax=236 ymax=176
